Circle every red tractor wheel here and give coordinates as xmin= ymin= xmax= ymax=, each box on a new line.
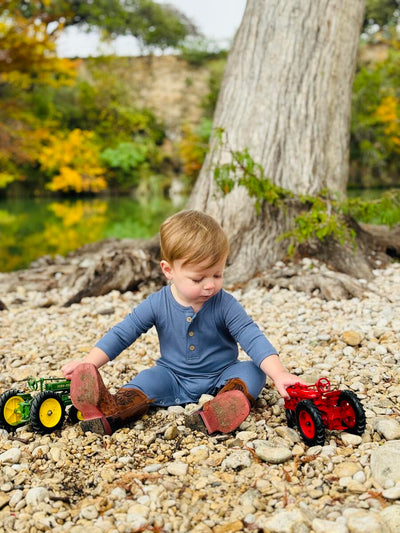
xmin=285 ymin=409 xmax=296 ymax=428
xmin=337 ymin=390 xmax=366 ymax=435
xmin=295 ymin=400 xmax=326 ymax=447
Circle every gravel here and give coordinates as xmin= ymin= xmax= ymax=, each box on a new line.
xmin=0 ymin=259 xmax=400 ymax=532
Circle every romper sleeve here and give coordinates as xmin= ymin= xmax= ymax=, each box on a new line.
xmin=95 ymin=293 xmax=157 ymax=360
xmin=222 ymin=291 xmax=277 ymax=367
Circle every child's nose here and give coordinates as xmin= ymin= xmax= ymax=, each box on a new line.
xmin=204 ymin=279 xmax=215 ymax=290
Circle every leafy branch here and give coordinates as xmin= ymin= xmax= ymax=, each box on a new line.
xmin=212 ymin=136 xmax=400 ymax=254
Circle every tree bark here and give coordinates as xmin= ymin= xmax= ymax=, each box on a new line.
xmin=189 ymin=0 xmax=366 ymax=284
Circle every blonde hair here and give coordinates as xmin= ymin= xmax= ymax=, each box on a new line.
xmin=160 ymin=210 xmax=229 ymax=268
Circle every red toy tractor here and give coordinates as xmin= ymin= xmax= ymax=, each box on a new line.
xmin=284 ymin=377 xmax=366 ymax=446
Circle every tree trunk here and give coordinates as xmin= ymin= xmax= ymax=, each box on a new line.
xmin=189 ymin=0 xmax=366 ymax=284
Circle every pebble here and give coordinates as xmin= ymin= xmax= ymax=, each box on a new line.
xmin=372 ymin=418 xmax=400 ymax=440
xmin=0 ymin=448 xmax=21 ymax=464
xmin=25 ymin=487 xmax=50 ymax=506
xmin=1 ymin=259 xmax=400 ymax=531
xmin=254 ymin=442 xmax=293 ymax=463
xmin=342 ymin=330 xmax=363 ymax=346
xmin=166 ymin=461 xmax=188 ymax=476
xmin=222 ymin=450 xmax=252 ymax=470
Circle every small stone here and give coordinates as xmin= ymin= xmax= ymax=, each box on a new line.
xmin=380 ymin=505 xmax=400 ymax=532
xmin=343 ymin=508 xmax=386 ymax=533
xmin=222 ymin=450 xmax=252 ymax=470
xmin=254 ymin=444 xmax=293 ymax=464
xmin=382 ymin=485 xmax=400 ymax=500
xmin=126 ymin=514 xmax=148 ymax=529
xmin=0 ymin=493 xmax=10 ymax=510
xmin=189 ymin=445 xmax=209 ymax=462
xmin=25 ymin=487 xmax=49 ymax=506
xmin=236 ymin=431 xmax=258 ymax=442
xmin=0 ymin=448 xmax=22 ymax=464
xmin=371 ymin=441 xmax=400 ymax=485
xmin=127 ymin=503 xmax=150 ymax=517
xmin=9 ymin=490 xmax=24 ymax=508
xmin=110 ymin=487 xmax=127 ymax=500
xmin=213 ymin=520 xmax=244 ymax=533
xmin=143 ymin=463 xmax=163 ymax=473
xmin=143 ymin=432 xmax=157 ymax=445
xmin=80 ymin=505 xmax=99 ymax=519
xmin=340 ymin=433 xmax=362 ymax=446
xmin=373 ymin=418 xmax=400 ymax=440
xmin=0 ymin=482 xmax=13 ymax=492
xmin=312 ymin=518 xmax=348 ymax=533
xmin=164 ymin=425 xmax=178 ymax=440
xmin=166 ymin=461 xmax=188 ymax=476
xmin=342 ymin=330 xmax=363 ymax=346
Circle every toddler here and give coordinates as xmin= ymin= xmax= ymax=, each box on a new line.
xmin=62 ymin=210 xmax=301 ymax=435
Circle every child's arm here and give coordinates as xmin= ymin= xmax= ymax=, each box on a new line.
xmin=62 ymin=347 xmax=110 ymax=379
xmin=260 ymin=354 xmax=304 ymax=398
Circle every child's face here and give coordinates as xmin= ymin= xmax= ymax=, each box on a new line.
xmin=160 ymin=256 xmax=226 ymax=311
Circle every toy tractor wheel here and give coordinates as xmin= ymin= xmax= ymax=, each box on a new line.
xmin=296 ymin=400 xmax=326 ymax=447
xmin=68 ymin=405 xmax=84 ymax=425
xmin=0 ymin=390 xmax=27 ymax=431
xmin=30 ymin=391 xmax=65 ymax=434
xmin=285 ymin=409 xmax=296 ymax=428
xmin=337 ymin=390 xmax=366 ymax=436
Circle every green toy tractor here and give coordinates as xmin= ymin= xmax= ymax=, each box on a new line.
xmin=0 ymin=377 xmax=82 ymax=434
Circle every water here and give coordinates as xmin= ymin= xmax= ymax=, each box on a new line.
xmin=2 ymin=188 xmax=398 ymax=273
xmin=0 ymin=195 xmax=185 ymax=272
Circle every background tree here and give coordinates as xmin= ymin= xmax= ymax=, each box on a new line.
xmin=4 ymin=0 xmax=197 ymax=51
xmin=0 ymin=1 xmax=195 ymax=194
xmin=189 ymin=0 xmax=369 ymax=284
xmin=363 ymin=0 xmax=400 ymax=35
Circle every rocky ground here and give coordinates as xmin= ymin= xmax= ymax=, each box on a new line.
xmin=0 ymin=259 xmax=400 ymax=533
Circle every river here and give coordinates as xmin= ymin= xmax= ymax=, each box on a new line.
xmin=0 ymin=195 xmax=185 ymax=272
xmin=1 ymin=188 xmax=398 ymax=273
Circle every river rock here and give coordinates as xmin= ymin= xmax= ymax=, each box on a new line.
xmin=0 ymin=448 xmax=22 ymax=464
xmin=343 ymin=508 xmax=389 ymax=533
xmin=312 ymin=518 xmax=348 ymax=533
xmin=254 ymin=443 xmax=293 ymax=464
xmin=222 ymin=450 xmax=252 ymax=470
xmin=342 ymin=331 xmax=363 ymax=346
xmin=380 ymin=505 xmax=400 ymax=532
xmin=25 ymin=487 xmax=50 ymax=506
xmin=372 ymin=418 xmax=400 ymax=440
xmin=370 ymin=440 xmax=400 ymax=485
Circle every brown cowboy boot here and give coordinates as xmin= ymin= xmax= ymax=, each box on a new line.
xmin=185 ymin=378 xmax=253 ymax=434
xmin=70 ymin=363 xmax=153 ymax=435
xmin=217 ymin=378 xmax=255 ymax=406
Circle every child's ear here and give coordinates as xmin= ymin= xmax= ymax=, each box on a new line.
xmin=160 ymin=260 xmax=173 ymax=280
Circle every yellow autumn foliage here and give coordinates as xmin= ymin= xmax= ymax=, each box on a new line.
xmin=40 ymin=129 xmax=108 ymax=193
xmin=49 ymin=200 xmax=108 ymax=227
xmin=0 ymin=16 xmax=76 ymax=88
xmin=39 ymin=200 xmax=109 ymax=255
xmin=375 ymin=93 xmax=400 ymax=148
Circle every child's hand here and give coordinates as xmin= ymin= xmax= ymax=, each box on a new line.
xmin=62 ymin=348 xmax=110 ymax=379
xmin=260 ymin=354 xmax=306 ymax=398
xmin=272 ymin=371 xmax=306 ymax=399
xmin=62 ymin=360 xmax=83 ymax=380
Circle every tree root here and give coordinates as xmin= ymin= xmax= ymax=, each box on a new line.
xmin=1 ymin=221 xmax=399 ymax=306
xmin=254 ymin=264 xmax=366 ymax=300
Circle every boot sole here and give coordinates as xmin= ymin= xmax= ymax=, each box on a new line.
xmin=186 ymin=390 xmax=251 ymax=434
xmin=80 ymin=417 xmax=112 ymax=436
xmin=70 ymin=363 xmax=116 ymax=422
